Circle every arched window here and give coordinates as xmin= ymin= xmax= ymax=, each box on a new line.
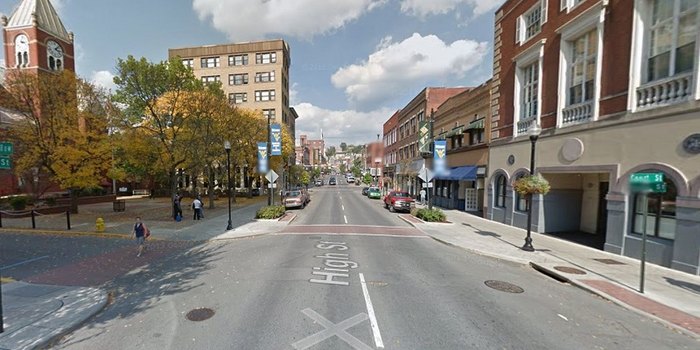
xmin=514 ymin=173 xmax=528 ymax=212
xmin=49 ymin=57 xmax=56 ymax=70
xmin=632 ymin=175 xmax=677 ymax=240
xmin=14 ymin=34 xmax=29 ymax=68
xmin=495 ymin=175 xmax=507 ymax=208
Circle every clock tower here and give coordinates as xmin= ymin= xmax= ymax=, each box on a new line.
xmin=2 ymin=0 xmax=75 ymax=74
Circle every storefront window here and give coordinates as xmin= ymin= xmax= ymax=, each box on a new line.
xmin=632 ymin=175 xmax=677 ymax=240
xmin=495 ymin=175 xmax=506 ymax=208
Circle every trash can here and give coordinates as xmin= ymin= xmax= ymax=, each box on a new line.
xmin=113 ymin=200 xmax=126 ymax=212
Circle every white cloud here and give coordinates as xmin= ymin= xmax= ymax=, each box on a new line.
xmin=400 ymin=0 xmax=504 ymax=18
xmin=192 ymin=0 xmax=385 ymax=41
xmin=293 ymin=102 xmax=392 ymax=146
xmin=331 ymin=33 xmax=488 ymax=110
xmin=90 ymin=70 xmax=116 ymax=92
xmin=289 ymin=82 xmax=300 ymax=106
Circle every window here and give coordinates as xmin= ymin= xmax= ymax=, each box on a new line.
xmin=255 ymin=90 xmax=276 ymax=102
xmin=14 ymin=34 xmax=30 ymax=68
xmin=255 ymin=71 xmax=276 ymax=83
xmin=200 ymin=57 xmax=220 ymax=68
xmin=256 ymin=52 xmax=277 ymax=64
xmin=569 ymin=29 xmax=598 ymax=105
xmin=182 ymin=58 xmax=194 ymax=68
xmin=229 ymin=73 xmax=249 ymax=86
xmin=229 ymin=93 xmax=247 ymax=104
xmin=525 ymin=6 xmax=542 ymax=39
xmin=263 ymin=109 xmax=276 ymax=120
xmin=514 ymin=174 xmax=529 ymax=212
xmin=521 ymin=62 xmax=539 ymax=120
xmin=229 ymin=54 xmax=248 ymax=66
xmin=632 ymin=176 xmax=677 ymax=240
xmin=470 ymin=129 xmax=485 ymax=145
xmin=646 ymin=0 xmax=698 ymax=82
xmin=560 ymin=0 xmax=584 ymax=12
xmin=201 ymin=75 xmax=220 ymax=84
xmin=495 ymin=175 xmax=507 ymax=208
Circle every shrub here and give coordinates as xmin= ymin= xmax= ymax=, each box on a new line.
xmin=45 ymin=196 xmax=57 ymax=206
xmin=9 ymin=196 xmax=29 ymax=210
xmin=255 ymin=205 xmax=286 ymax=219
xmin=414 ymin=208 xmax=446 ymax=222
xmin=513 ymin=175 xmax=551 ymax=196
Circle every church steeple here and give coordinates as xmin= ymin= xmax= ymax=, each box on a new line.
xmin=2 ymin=0 xmax=75 ymax=73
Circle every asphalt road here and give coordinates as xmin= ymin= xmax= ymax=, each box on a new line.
xmin=48 ymin=182 xmax=698 ymax=349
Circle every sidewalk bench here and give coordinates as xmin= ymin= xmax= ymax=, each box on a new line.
xmin=132 ymin=189 xmax=151 ymax=196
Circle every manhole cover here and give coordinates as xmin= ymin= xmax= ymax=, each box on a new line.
xmin=594 ymin=258 xmax=626 ymax=265
xmin=484 ymin=280 xmax=524 ymax=293
xmin=553 ymin=266 xmax=587 ymax=275
xmin=186 ymin=308 xmax=215 ymax=321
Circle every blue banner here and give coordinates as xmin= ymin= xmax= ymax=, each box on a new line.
xmin=257 ymin=142 xmax=268 ymax=173
xmin=433 ymin=140 xmax=447 ymax=176
xmin=271 ymin=123 xmax=282 ymax=156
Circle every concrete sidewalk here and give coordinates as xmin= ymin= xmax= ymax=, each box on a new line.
xmin=408 ymin=207 xmax=700 ymax=338
xmin=0 ymin=281 xmax=107 ymax=350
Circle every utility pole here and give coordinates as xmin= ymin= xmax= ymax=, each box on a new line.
xmin=267 ymin=114 xmax=272 ymax=206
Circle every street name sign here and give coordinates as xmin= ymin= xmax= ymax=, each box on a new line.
xmin=0 ymin=142 xmax=13 ymax=156
xmin=630 ymin=172 xmax=666 ymax=193
xmin=0 ymin=157 xmax=11 ymax=170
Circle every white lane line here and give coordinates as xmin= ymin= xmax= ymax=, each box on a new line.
xmin=343 ymin=215 xmax=348 ymax=224
xmin=342 ymin=205 xmax=345 ymax=211
xmin=1 ymin=255 xmax=50 ymax=270
xmin=359 ymin=273 xmax=384 ymax=349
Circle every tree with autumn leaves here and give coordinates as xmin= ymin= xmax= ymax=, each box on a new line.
xmin=1 ymin=70 xmax=114 ymax=213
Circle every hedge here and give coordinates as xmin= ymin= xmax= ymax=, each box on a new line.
xmin=255 ymin=205 xmax=286 ymax=219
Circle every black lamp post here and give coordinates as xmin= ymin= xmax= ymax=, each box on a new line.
xmin=522 ymin=122 xmax=542 ymax=252
xmin=225 ymin=140 xmax=233 ymax=230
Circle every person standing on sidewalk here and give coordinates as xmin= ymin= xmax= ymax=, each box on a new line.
xmin=192 ymin=197 xmax=203 ymax=220
xmin=131 ymin=216 xmax=150 ymax=257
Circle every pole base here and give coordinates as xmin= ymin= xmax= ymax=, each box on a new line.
xmin=521 ymin=237 xmax=535 ymax=252
xmin=226 ymin=220 xmax=233 ymax=231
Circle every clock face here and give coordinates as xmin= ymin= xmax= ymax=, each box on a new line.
xmin=15 ymin=34 xmax=29 ymax=51
xmin=47 ymin=40 xmax=64 ymax=59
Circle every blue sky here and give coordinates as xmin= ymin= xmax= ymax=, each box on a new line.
xmin=1 ymin=0 xmax=503 ymax=146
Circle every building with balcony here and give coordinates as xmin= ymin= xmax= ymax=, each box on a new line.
xmin=487 ymin=0 xmax=700 ymax=275
xmin=432 ymin=80 xmax=492 ymax=213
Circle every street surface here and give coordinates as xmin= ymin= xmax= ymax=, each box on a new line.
xmin=1 ymin=180 xmax=697 ymax=349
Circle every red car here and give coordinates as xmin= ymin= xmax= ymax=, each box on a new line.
xmin=383 ymin=191 xmax=415 ymax=212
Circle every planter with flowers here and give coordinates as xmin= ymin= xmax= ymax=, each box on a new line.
xmin=513 ymin=175 xmax=551 ymax=196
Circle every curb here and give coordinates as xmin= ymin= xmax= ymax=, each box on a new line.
xmin=397 ymin=214 xmax=418 ymax=228
xmin=0 ymin=227 xmax=136 ymax=240
xmin=529 ymin=262 xmax=700 ymax=340
xmin=427 ymin=235 xmax=531 ymax=266
xmin=42 ymin=289 xmax=110 ymax=350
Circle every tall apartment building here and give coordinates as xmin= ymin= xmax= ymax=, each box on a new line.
xmin=168 ymin=39 xmax=295 ymax=139
xmin=487 ymin=0 xmax=700 ymax=275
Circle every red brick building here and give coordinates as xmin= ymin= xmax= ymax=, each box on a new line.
xmin=382 ymin=110 xmax=400 ymax=190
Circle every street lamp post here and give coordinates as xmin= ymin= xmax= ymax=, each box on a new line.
xmin=522 ymin=123 xmax=542 ymax=252
xmin=225 ymin=141 xmax=233 ymax=230
xmin=267 ymin=114 xmax=272 ymax=206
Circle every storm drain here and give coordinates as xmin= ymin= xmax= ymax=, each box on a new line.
xmin=594 ymin=258 xmax=626 ymax=265
xmin=484 ymin=280 xmax=524 ymax=294
xmin=186 ymin=308 xmax=215 ymax=321
xmin=553 ymin=266 xmax=587 ymax=275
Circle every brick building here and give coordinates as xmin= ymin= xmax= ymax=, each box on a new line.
xmin=487 ymin=0 xmax=700 ymax=275
xmin=382 ymin=110 xmax=400 ymax=191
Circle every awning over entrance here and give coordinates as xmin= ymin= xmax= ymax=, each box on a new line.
xmin=435 ymin=166 xmax=478 ymax=181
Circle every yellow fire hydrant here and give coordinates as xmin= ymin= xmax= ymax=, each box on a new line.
xmin=96 ymin=217 xmax=105 ymax=232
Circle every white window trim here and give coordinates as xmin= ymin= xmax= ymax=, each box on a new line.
xmin=628 ymin=0 xmax=700 ymax=111
xmin=556 ymin=4 xmax=606 ymax=127
xmin=513 ymin=39 xmax=546 ymax=137
xmin=518 ymin=0 xmax=548 ymax=45
xmin=560 ymin=0 xmax=586 ymax=13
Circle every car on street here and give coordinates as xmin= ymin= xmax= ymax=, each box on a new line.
xmin=315 ymin=179 xmax=323 ymax=186
xmin=329 ymin=177 xmax=337 ymax=185
xmin=367 ymin=187 xmax=381 ymax=199
xmin=362 ymin=187 xmax=370 ymax=196
xmin=347 ymin=176 xmax=355 ymax=183
xmin=384 ymin=191 xmax=415 ymax=212
xmin=283 ymin=190 xmax=307 ymax=209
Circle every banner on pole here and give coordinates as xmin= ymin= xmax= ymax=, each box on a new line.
xmin=270 ymin=124 xmax=282 ymax=156
xmin=433 ymin=140 xmax=447 ymax=176
xmin=257 ymin=142 xmax=268 ymax=173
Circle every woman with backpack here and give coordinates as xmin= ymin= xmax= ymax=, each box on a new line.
xmin=131 ymin=216 xmax=150 ymax=257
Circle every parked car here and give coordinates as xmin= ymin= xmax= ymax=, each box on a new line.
xmin=347 ymin=176 xmax=355 ymax=183
xmin=284 ymin=190 xmax=306 ymax=209
xmin=383 ymin=191 xmax=415 ymax=212
xmin=362 ymin=187 xmax=370 ymax=196
xmin=329 ymin=177 xmax=337 ymax=185
xmin=315 ymin=179 xmax=323 ymax=186
xmin=251 ymin=188 xmax=261 ymax=196
xmin=367 ymin=187 xmax=382 ymax=199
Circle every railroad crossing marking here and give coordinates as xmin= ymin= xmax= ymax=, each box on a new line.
xmin=292 ymin=308 xmax=373 ymax=350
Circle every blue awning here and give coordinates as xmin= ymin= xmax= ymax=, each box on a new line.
xmin=435 ymin=166 xmax=478 ymax=181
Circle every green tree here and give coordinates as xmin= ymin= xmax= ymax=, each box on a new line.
xmin=3 ymin=70 xmax=113 ymax=213
xmin=326 ymin=146 xmax=336 ymax=158
xmin=363 ymin=173 xmax=372 ymax=185
xmin=340 ymin=142 xmax=347 ymax=151
xmin=339 ymin=164 xmax=347 ymax=174
xmin=112 ymin=56 xmax=200 ymax=213
xmin=300 ymin=171 xmax=310 ymax=186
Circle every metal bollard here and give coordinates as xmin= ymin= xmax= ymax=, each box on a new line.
xmin=31 ymin=210 xmax=36 ymax=229
xmin=0 ymin=210 xmax=3 ymax=228
xmin=66 ymin=210 xmax=71 ymax=230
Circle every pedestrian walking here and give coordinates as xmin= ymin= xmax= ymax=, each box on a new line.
xmin=192 ymin=197 xmax=203 ymax=220
xmin=419 ymin=189 xmax=426 ymax=205
xmin=131 ymin=216 xmax=150 ymax=257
